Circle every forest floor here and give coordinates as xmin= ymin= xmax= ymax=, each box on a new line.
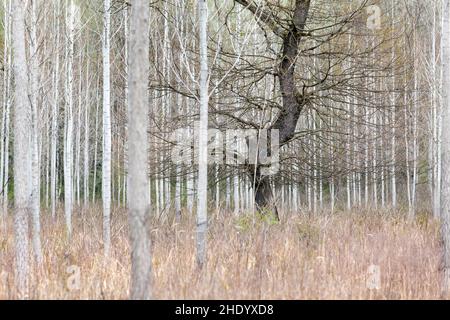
xmin=0 ymin=206 xmax=446 ymax=299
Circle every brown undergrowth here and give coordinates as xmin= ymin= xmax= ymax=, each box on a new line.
xmin=0 ymin=206 xmax=445 ymax=299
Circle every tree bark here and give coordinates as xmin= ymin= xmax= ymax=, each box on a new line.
xmin=440 ymin=0 xmax=450 ymax=295
xmin=50 ymin=1 xmax=60 ymax=220
xmin=29 ymin=0 xmax=43 ymax=265
xmin=253 ymin=172 xmax=278 ymax=219
xmin=2 ymin=0 xmax=11 ymax=217
xmin=64 ymin=0 xmax=75 ymax=238
xmin=128 ymin=0 xmax=152 ymax=300
xmin=12 ymin=0 xmax=31 ymax=298
xmin=196 ymin=0 xmax=209 ymax=267
xmin=102 ymin=0 xmax=112 ymax=257
xmin=237 ymin=0 xmax=311 ymax=218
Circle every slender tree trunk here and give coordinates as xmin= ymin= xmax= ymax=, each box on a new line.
xmin=2 ymin=0 xmax=11 ymax=218
xmin=92 ymin=86 xmax=100 ymax=203
xmin=64 ymin=0 xmax=75 ymax=237
xmin=83 ymin=61 xmax=90 ymax=207
xmin=50 ymin=1 xmax=60 ymax=219
xmin=233 ymin=170 xmax=239 ymax=215
xmin=196 ymin=0 xmax=209 ymax=267
xmin=128 ymin=0 xmax=151 ymax=300
xmin=0 ymin=0 xmax=8 ymax=215
xmin=431 ymin=0 xmax=440 ymax=219
xmin=436 ymin=2 xmax=444 ymax=220
xmin=390 ymin=0 xmax=397 ymax=209
xmin=381 ymin=109 xmax=385 ymax=208
xmin=411 ymin=28 xmax=419 ymax=218
xmin=12 ymin=0 xmax=31 ymax=298
xmin=123 ymin=6 xmax=129 ymax=207
xmin=404 ymin=79 xmax=412 ymax=217
xmin=364 ymin=97 xmax=369 ymax=207
xmin=440 ymin=0 xmax=450 ymax=294
xmin=373 ymin=109 xmax=378 ymax=209
xmin=346 ymin=94 xmax=352 ymax=211
xmin=187 ymin=129 xmax=194 ymax=214
xmin=161 ymin=0 xmax=171 ymax=216
xmin=29 ymin=0 xmax=43 ymax=265
xmin=102 ymin=0 xmax=112 ymax=257
xmin=75 ymin=66 xmax=82 ymax=206
xmin=225 ymin=176 xmax=230 ymax=209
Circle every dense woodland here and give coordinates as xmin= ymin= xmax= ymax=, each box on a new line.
xmin=2 ymin=0 xmax=450 ymax=300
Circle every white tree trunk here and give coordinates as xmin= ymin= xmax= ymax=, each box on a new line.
xmin=64 ymin=0 xmax=75 ymax=237
xmin=233 ymin=170 xmax=239 ymax=215
xmin=50 ymin=1 xmax=60 ymax=219
xmin=372 ymin=111 xmax=378 ymax=209
xmin=390 ymin=0 xmax=397 ymax=209
xmin=1 ymin=0 xmax=11 ymax=218
xmin=124 ymin=5 xmax=129 ymax=208
xmin=128 ymin=0 xmax=152 ymax=300
xmin=225 ymin=175 xmax=230 ymax=210
xmin=381 ymin=112 xmax=385 ymax=208
xmin=411 ymin=28 xmax=419 ymax=218
xmin=29 ymin=0 xmax=43 ymax=265
xmin=92 ymin=87 xmax=100 ymax=203
xmin=75 ymin=67 xmax=82 ymax=206
xmin=436 ymin=1 xmax=444 ymax=220
xmin=102 ymin=0 xmax=112 ymax=257
xmin=431 ymin=0 xmax=440 ymax=219
xmin=12 ymin=0 xmax=31 ymax=298
xmin=162 ymin=0 xmax=171 ymax=215
xmin=196 ymin=0 xmax=209 ymax=267
xmin=440 ymin=0 xmax=450 ymax=294
xmin=0 ymin=0 xmax=8 ymax=214
xmin=404 ymin=77 xmax=412 ymax=217
xmin=83 ymin=62 xmax=90 ymax=207
xmin=364 ymin=99 xmax=369 ymax=206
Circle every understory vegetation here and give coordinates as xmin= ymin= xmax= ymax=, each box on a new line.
xmin=0 ymin=207 xmax=442 ymax=299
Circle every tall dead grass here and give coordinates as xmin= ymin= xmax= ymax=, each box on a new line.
xmin=0 ymin=206 xmax=445 ymax=299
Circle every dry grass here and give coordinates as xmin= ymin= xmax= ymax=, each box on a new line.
xmin=0 ymin=206 xmax=446 ymax=299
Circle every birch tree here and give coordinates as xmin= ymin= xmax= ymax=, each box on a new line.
xmin=50 ymin=1 xmax=61 ymax=219
xmin=128 ymin=0 xmax=152 ymax=300
xmin=12 ymin=0 xmax=31 ymax=298
xmin=102 ymin=0 xmax=112 ymax=257
xmin=390 ymin=0 xmax=397 ymax=209
xmin=64 ymin=0 xmax=75 ymax=237
xmin=1 ymin=0 xmax=12 ymax=217
xmin=440 ymin=0 xmax=450 ymax=294
xmin=29 ymin=0 xmax=43 ymax=266
xmin=196 ymin=0 xmax=209 ymax=267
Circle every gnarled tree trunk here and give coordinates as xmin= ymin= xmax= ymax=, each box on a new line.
xmin=237 ymin=0 xmax=311 ymax=218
